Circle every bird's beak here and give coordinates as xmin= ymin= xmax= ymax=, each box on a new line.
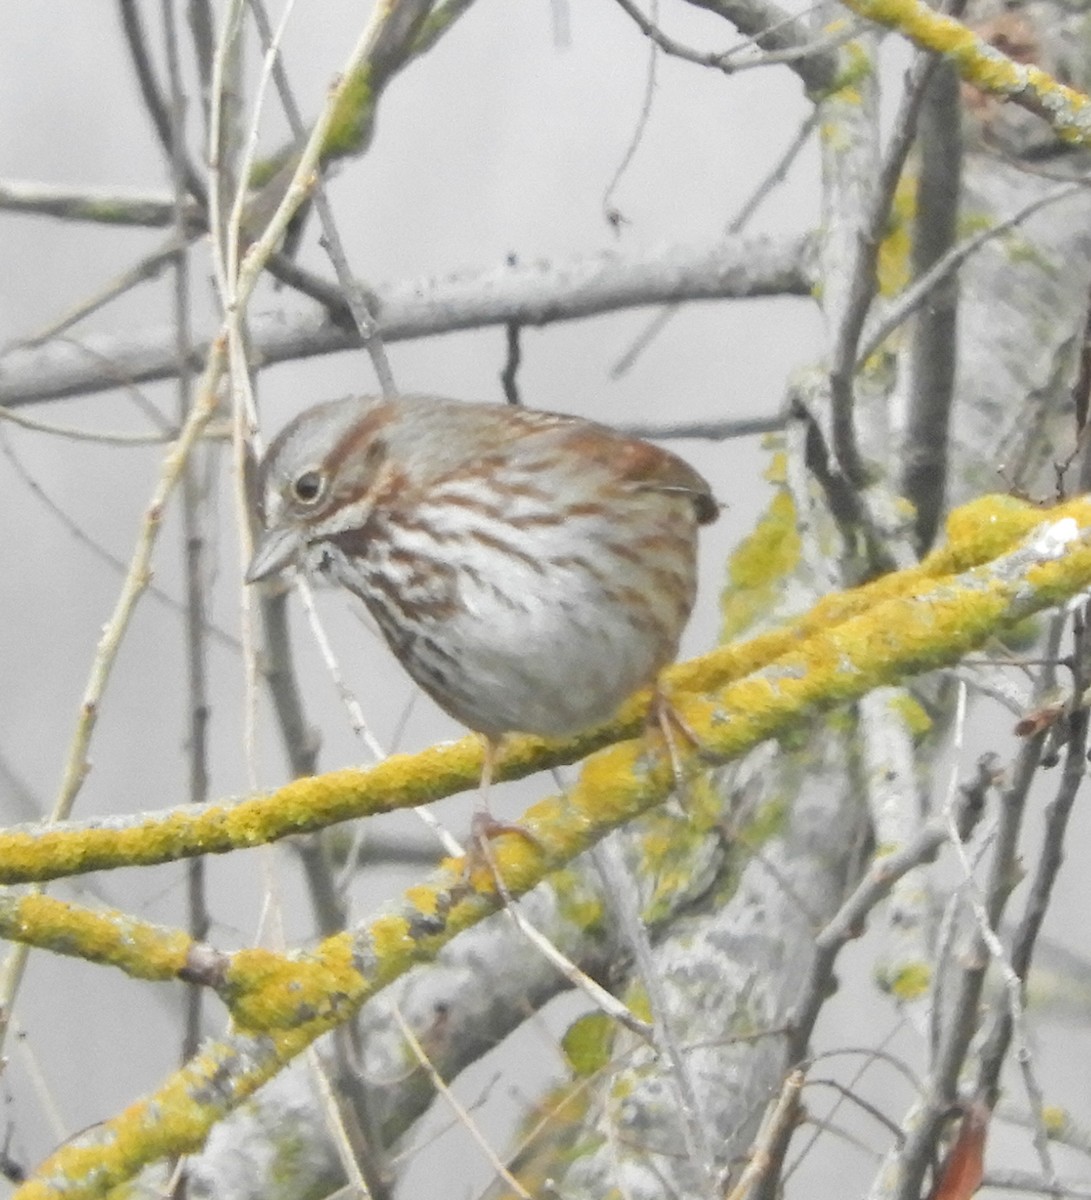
xmin=246 ymin=525 xmax=305 ymax=583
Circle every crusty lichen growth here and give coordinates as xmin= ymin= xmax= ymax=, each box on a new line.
xmin=890 ymin=691 xmax=932 ymax=739
xmin=16 ymin=1028 xmax=323 ymax=1200
xmin=823 ymin=35 xmax=873 ymax=104
xmin=0 ymin=893 xmax=192 ymax=981
xmin=877 ymin=174 xmax=917 ymax=300
xmin=0 ymin=737 xmax=540 ymax=885
xmin=720 ymin=477 xmax=803 ymax=641
xmin=1040 ymin=1105 xmax=1073 ymax=1137
xmin=18 ymin=497 xmax=1091 ymax=1199
xmin=839 ymin=0 xmax=1091 ymax=145
xmin=323 ymin=66 xmax=375 ymax=160
xmin=563 ymin=1012 xmax=615 ymax=1078
xmin=877 ymin=960 xmax=933 ymax=1001
xmin=1 ymin=495 xmax=1088 ymax=897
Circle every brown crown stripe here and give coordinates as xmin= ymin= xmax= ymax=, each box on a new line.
xmin=324 ymin=403 xmax=397 ymax=479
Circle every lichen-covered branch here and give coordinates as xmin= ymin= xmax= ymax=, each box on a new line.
xmin=1 ymin=493 xmax=1087 ymax=888
xmin=840 ymin=0 xmax=1091 ymax=145
xmin=242 ymin=0 xmax=464 ymax=232
xmin=14 ymin=496 xmax=1091 ymax=1200
xmin=0 ymin=892 xmax=195 ymax=982
xmin=0 ymin=179 xmax=196 ymax=227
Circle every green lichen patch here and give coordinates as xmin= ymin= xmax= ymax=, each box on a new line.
xmin=721 ymin=487 xmax=803 ymax=641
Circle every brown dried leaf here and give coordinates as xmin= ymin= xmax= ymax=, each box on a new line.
xmin=932 ymin=1103 xmax=989 ymax=1200
xmin=1013 ymin=702 xmax=1065 ymax=738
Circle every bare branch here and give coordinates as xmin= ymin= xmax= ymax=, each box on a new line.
xmin=827 ymin=51 xmax=943 ymax=489
xmin=901 ymin=63 xmax=963 ymax=552
xmin=0 ymin=233 xmax=814 ymax=406
xmin=0 ymin=179 xmax=197 ymax=227
xmin=858 ymin=181 xmax=1086 ymax=365
xmin=679 ymin=0 xmax=840 ymax=93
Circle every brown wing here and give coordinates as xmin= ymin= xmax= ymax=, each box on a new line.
xmin=558 ymin=424 xmax=720 ymax=526
xmin=422 ymin=397 xmax=721 ymax=526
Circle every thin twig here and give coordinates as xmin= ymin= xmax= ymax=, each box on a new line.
xmin=885 ymin=686 xmax=1050 ymax=1200
xmin=257 ymin=582 xmax=351 ymax=936
xmin=678 ymin=0 xmax=841 ymax=92
xmin=117 ymin=0 xmax=208 ymax=206
xmin=0 ymin=403 xmax=179 ymax=444
xmin=976 ymin=612 xmax=1090 ymax=1175
xmin=49 ymin=385 xmax=222 ymax=817
xmin=611 ymin=109 xmax=819 ymax=379
xmin=614 ymin=0 xmax=852 ymax=80
xmin=13 ymin=1014 xmax=68 ymax=1144
xmin=392 ymin=1004 xmax=534 ymax=1200
xmin=0 ymin=347 xmax=224 ymax=1060
xmin=306 ymin=1045 xmax=376 ymax=1199
xmin=806 ymin=1077 xmax=907 ymax=1142
xmin=761 ymin=776 xmax=985 ymax=1191
xmin=233 ymin=2 xmax=435 ymax=308
xmin=161 ymin=0 xmax=212 ymax=1069
xmin=593 ymin=833 xmax=718 ymax=1187
xmin=13 ymin=235 xmax=192 ymax=348
xmin=293 ymin=576 xmax=465 ymax=864
xmin=248 ymin=0 xmax=396 ymax=393
xmin=474 ymin=792 xmax=654 ymax=1044
xmin=619 ymin=413 xmax=787 ymax=440
xmin=858 ymin=181 xmax=1087 ymax=366
xmin=0 ymin=178 xmax=196 ymax=226
xmin=602 ymin=0 xmax=659 ymax=228
xmin=981 ymin=1168 xmax=1091 ymax=1199
xmin=827 ymin=50 xmax=943 ymax=488
xmin=119 ymin=0 xmax=351 ymax=327
xmin=941 ymin=679 xmax=1058 ymax=1188
xmin=782 ymin=1029 xmax=914 ymax=1186
xmin=0 ymin=428 xmax=239 ymax=652
xmin=500 ymin=322 xmax=522 ymax=405
xmin=900 ymin=62 xmax=961 ymax=552
xmin=207 ymin=0 xmax=266 ymax=806
xmin=724 ymin=1069 xmax=806 ymax=1200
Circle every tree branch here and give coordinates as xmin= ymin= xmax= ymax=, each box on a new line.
xmin=841 ymin=0 xmax=1091 ymax=146
xmin=4 ymin=493 xmax=1091 ymax=888
xmin=680 ymin=0 xmax=841 ymax=93
xmin=0 ymin=234 xmax=814 ymax=406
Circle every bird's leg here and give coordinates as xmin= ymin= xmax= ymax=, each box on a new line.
xmin=647 ymin=680 xmax=701 ymax=799
xmin=466 ymin=735 xmax=543 ymax=881
xmin=468 ymin=733 xmax=503 ymax=842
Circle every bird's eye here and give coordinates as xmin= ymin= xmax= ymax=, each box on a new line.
xmin=292 ymin=468 xmax=326 ymax=505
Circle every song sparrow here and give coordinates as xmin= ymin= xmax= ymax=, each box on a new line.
xmin=247 ymin=395 xmax=718 ymax=742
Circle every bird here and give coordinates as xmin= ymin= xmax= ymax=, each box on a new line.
xmin=247 ymin=393 xmax=717 ymax=830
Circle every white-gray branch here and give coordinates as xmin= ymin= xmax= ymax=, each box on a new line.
xmin=0 ymin=233 xmax=814 ymax=406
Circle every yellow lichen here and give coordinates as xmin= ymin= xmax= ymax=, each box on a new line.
xmin=562 ymin=1013 xmax=615 ymax=1077
xmin=552 ymin=868 xmax=606 ymax=932
xmin=721 ymin=486 xmax=803 ymax=641
xmin=877 ymin=174 xmax=918 ymax=299
xmin=890 ymin=692 xmax=932 ymax=739
xmin=368 ymin=914 xmax=415 ymax=963
xmin=324 ymin=67 xmax=375 ymax=159
xmin=838 ymin=0 xmax=1091 ymax=146
xmin=825 ymin=38 xmax=873 ymax=100
xmin=2 ymin=893 xmax=192 ymax=981
xmin=404 ymin=885 xmax=441 ymax=917
xmin=880 ymin=961 xmax=933 ymax=1001
xmin=1040 ymin=1105 xmax=1070 ymax=1135
xmin=21 ymin=495 xmax=1091 ymax=1199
